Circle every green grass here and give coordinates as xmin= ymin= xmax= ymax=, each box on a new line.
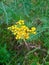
xmin=0 ymin=0 xmax=49 ymax=65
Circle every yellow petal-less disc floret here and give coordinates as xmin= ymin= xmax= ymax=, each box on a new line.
xmin=16 ymin=20 xmax=24 ymax=25
xmin=31 ymin=27 xmax=36 ymax=31
xmin=31 ymin=27 xmax=36 ymax=34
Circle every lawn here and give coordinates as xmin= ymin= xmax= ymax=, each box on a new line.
xmin=0 ymin=0 xmax=49 ymax=65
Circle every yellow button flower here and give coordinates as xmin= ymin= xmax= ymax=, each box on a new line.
xmin=33 ymin=31 xmax=36 ymax=34
xmin=31 ymin=27 xmax=36 ymax=31
xmin=15 ymin=35 xmax=21 ymax=39
xmin=30 ymin=27 xmax=36 ymax=34
xmin=7 ymin=27 xmax=11 ymax=30
xmin=16 ymin=20 xmax=24 ymax=25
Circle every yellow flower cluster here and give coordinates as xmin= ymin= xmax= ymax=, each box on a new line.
xmin=8 ymin=20 xmax=36 ymax=40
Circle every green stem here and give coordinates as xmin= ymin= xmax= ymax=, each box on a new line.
xmin=25 ymin=47 xmax=39 ymax=58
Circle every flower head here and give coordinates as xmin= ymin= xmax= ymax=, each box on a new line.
xmin=7 ymin=20 xmax=36 ymax=40
xmin=31 ymin=27 xmax=36 ymax=34
xmin=16 ymin=20 xmax=24 ymax=25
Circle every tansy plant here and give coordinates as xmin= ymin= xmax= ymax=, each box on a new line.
xmin=7 ymin=20 xmax=36 ymax=40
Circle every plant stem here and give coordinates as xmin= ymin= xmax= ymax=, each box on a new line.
xmin=23 ymin=39 xmax=30 ymax=51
